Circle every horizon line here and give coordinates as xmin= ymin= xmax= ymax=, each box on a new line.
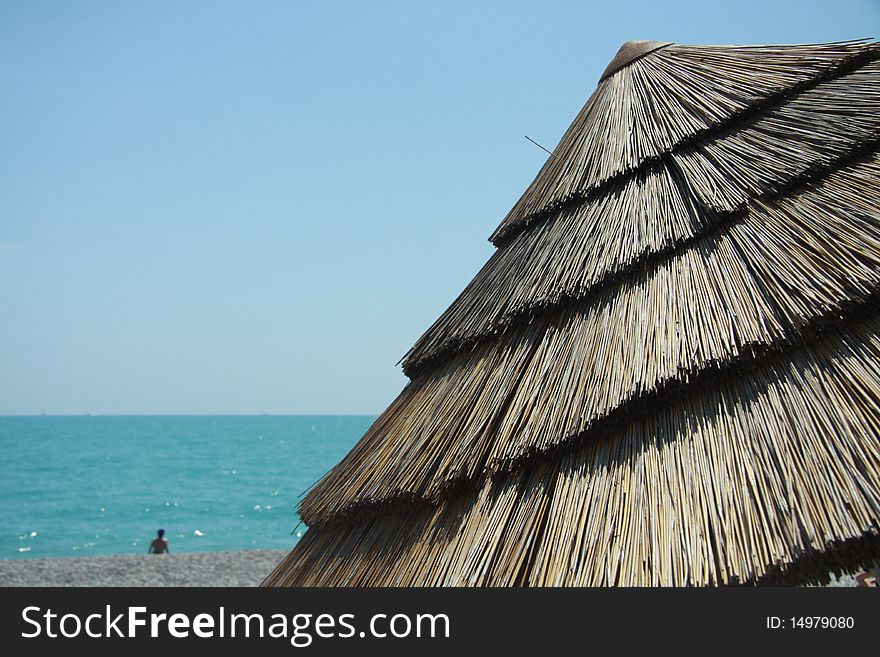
xmin=0 ymin=413 xmax=380 ymax=418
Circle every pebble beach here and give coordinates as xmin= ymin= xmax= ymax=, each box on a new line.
xmin=0 ymin=550 xmax=289 ymax=587
xmin=0 ymin=551 xmax=865 ymax=587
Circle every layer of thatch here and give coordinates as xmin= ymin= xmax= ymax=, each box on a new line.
xmin=403 ymin=61 xmax=880 ymax=375
xmin=266 ymin=40 xmax=880 ymax=586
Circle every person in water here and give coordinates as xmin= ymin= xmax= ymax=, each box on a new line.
xmin=148 ymin=528 xmax=169 ymax=554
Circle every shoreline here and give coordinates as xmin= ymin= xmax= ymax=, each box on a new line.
xmin=0 ymin=550 xmax=862 ymax=587
xmin=0 ymin=549 xmax=289 ymax=587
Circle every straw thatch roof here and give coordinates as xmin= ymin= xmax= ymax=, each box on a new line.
xmin=265 ymin=40 xmax=880 ymax=586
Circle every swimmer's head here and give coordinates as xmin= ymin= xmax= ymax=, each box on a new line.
xmin=157 ymin=529 xmax=165 ymax=537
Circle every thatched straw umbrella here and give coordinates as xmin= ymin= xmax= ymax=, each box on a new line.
xmin=265 ymin=40 xmax=880 ymax=586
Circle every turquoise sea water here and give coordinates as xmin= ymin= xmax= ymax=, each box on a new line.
xmin=0 ymin=416 xmax=373 ymax=560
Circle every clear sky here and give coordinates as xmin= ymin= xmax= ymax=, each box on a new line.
xmin=1 ymin=0 xmax=877 ymax=415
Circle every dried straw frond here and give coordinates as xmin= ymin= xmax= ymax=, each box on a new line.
xmin=491 ymin=40 xmax=880 ymax=245
xmin=268 ymin=316 xmax=880 ymax=586
xmin=404 ymin=62 xmax=880 ymax=376
xmin=268 ymin=40 xmax=880 ymax=587
xmin=300 ymin=154 xmax=880 ymax=527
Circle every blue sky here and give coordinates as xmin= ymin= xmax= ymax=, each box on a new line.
xmin=1 ymin=0 xmax=877 ymax=414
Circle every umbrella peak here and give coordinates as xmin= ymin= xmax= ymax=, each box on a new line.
xmin=599 ymin=40 xmax=672 ymax=82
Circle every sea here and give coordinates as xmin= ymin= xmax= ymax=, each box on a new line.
xmin=0 ymin=415 xmax=374 ymax=560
